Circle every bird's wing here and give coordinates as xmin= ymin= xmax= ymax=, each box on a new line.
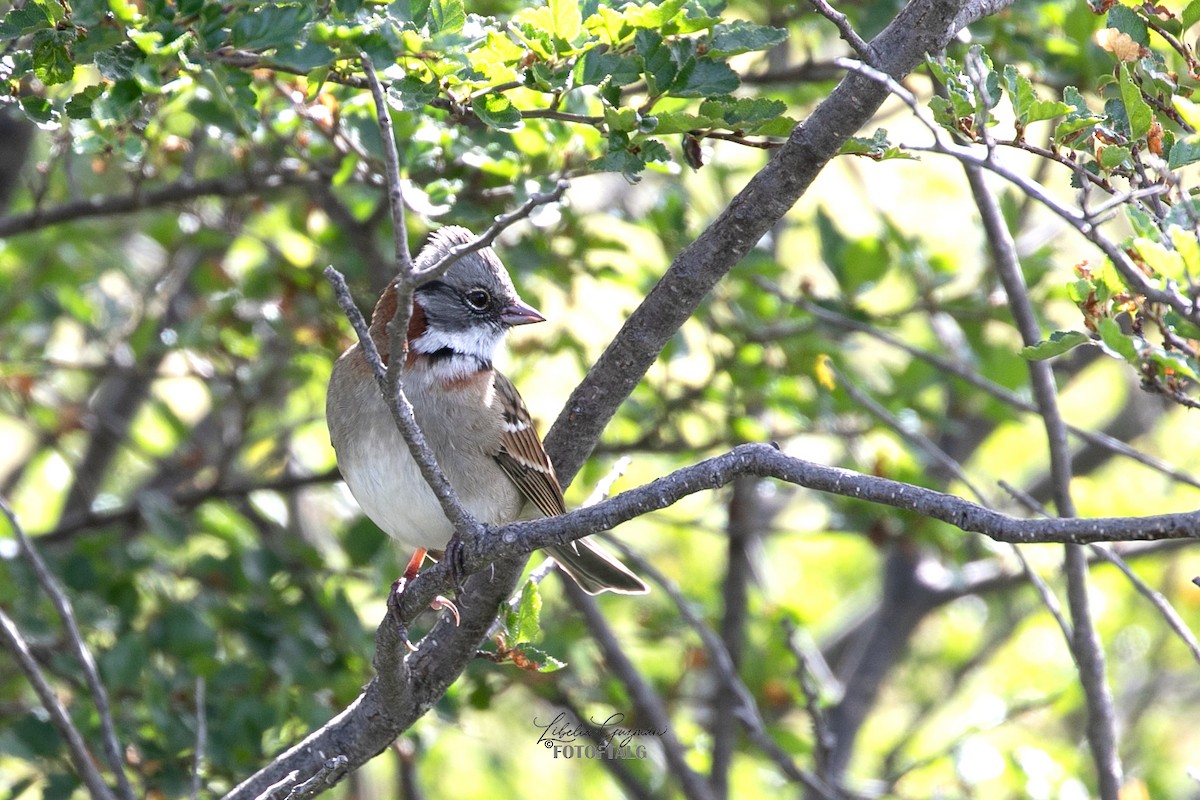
xmin=491 ymin=371 xmax=567 ymax=518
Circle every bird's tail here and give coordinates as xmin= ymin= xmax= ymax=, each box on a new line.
xmin=546 ymin=538 xmax=649 ymax=595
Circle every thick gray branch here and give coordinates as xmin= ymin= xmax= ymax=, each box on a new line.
xmin=544 ymin=0 xmax=1018 ymax=486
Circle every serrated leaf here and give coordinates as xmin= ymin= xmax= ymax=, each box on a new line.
xmin=651 ymin=111 xmax=713 ymax=134
xmin=387 ymin=74 xmax=437 ymax=111
xmin=576 ymin=48 xmax=641 ymax=87
xmin=32 ymin=29 xmax=74 ymax=85
xmin=471 ymin=94 xmax=522 ymax=130
xmin=429 ymin=0 xmax=465 ymax=35
xmin=1107 ymin=5 xmax=1149 ymax=45
xmin=1098 ymin=318 xmax=1139 ymax=363
xmin=1066 ymin=278 xmax=1094 ymax=304
xmin=635 ymin=29 xmax=675 ymax=95
xmin=674 ymin=57 xmax=738 ymax=98
xmin=1169 ymin=133 xmax=1200 ymax=168
xmin=1021 ymin=330 xmax=1091 ymax=360
xmin=231 ymin=4 xmax=313 ymax=51
xmin=549 ymin=0 xmax=581 ymax=41
xmin=604 ymin=105 xmax=638 ymax=132
xmin=707 ymin=19 xmax=787 ymax=58
xmin=640 ymin=138 xmax=670 ymax=162
xmin=1119 ymin=63 xmax=1152 ymax=140
xmin=514 ymin=644 xmax=567 ymax=672
xmin=0 ymin=3 xmax=49 ymax=41
xmin=1099 ymin=144 xmax=1130 ymax=169
xmin=511 ymin=581 xmax=542 ymax=644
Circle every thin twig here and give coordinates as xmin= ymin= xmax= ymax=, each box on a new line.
xmin=833 ymin=56 xmax=1198 ymax=328
xmin=562 ymin=581 xmax=718 ymax=800
xmin=417 ymin=180 xmax=569 ymax=282
xmin=0 ymin=608 xmax=117 ymax=800
xmin=360 ymin=54 xmax=413 ymax=274
xmin=1089 ymin=545 xmax=1200 ymax=667
xmin=0 ymin=498 xmax=134 ymax=800
xmin=965 ymin=163 xmax=1122 ymax=798
xmin=324 ymin=266 xmax=482 ymax=542
xmin=997 ymin=481 xmax=1075 ymax=642
xmin=601 ymin=540 xmax=845 ymax=798
xmin=783 ymin=620 xmax=839 ymax=779
xmin=807 ymin=0 xmax=874 ymax=63
xmin=760 ymin=285 xmax=1200 ymax=493
xmin=193 ymin=677 xmax=207 ymax=800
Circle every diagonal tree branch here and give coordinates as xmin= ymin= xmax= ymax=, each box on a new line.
xmin=224 ymin=0 xmax=1022 ymax=794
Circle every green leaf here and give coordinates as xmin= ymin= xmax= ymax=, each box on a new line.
xmin=510 ymin=581 xmax=543 ymax=644
xmin=32 ymin=29 xmax=74 ymax=85
xmin=1107 ymin=5 xmax=1150 ymax=46
xmin=625 ymin=0 xmax=687 ymax=30
xmin=1149 ymin=349 xmax=1200 ymax=381
xmin=652 ymin=111 xmax=714 ymax=134
xmin=674 ymin=58 xmax=738 ymax=97
xmin=1168 ymin=133 xmax=1200 ymax=168
xmin=1098 ymin=318 xmax=1138 ymax=363
xmin=1119 ymin=63 xmax=1152 ymax=140
xmin=700 ymin=96 xmax=785 ymax=125
xmin=268 ymin=41 xmax=335 ymax=71
xmin=65 ymin=85 xmax=103 ymax=119
xmin=387 ymin=74 xmax=438 ymax=111
xmin=429 ymin=0 xmax=465 ymax=35
xmin=1099 ymin=144 xmax=1130 ymax=169
xmin=0 ymin=3 xmax=49 ymax=41
xmin=1002 ymin=65 xmax=1072 ymax=127
xmin=1185 ymin=0 xmax=1200 ymax=30
xmin=707 ymin=19 xmax=787 ymax=58
xmin=635 ymin=29 xmax=676 ymax=95
xmin=604 ymin=105 xmax=638 ymax=132
xmin=513 ymin=644 xmax=566 ymax=672
xmin=231 ymin=4 xmax=313 ymax=51
xmin=1066 ymin=278 xmax=1094 ymax=304
xmin=640 ymin=138 xmax=671 ymax=163
xmin=576 ymin=48 xmax=642 ymax=87
xmin=471 ymin=94 xmax=522 ymax=130
xmin=1020 ymin=330 xmax=1091 ymax=360
xmin=549 ymin=0 xmax=581 ymax=41
xmin=19 ymin=95 xmax=53 ymax=123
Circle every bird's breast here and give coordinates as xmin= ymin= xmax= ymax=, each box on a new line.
xmin=327 ymin=351 xmax=524 ymax=551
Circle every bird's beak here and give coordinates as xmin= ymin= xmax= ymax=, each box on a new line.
xmin=500 ymin=299 xmax=546 ymax=326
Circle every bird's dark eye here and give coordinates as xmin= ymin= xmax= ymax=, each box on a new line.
xmin=465 ymin=289 xmax=491 ymax=310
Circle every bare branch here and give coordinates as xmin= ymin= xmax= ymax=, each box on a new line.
xmin=416 ymin=180 xmax=569 ymax=282
xmin=0 ymin=498 xmax=134 ymax=800
xmin=0 ymin=600 xmax=116 ymax=800
xmin=965 ymin=164 xmax=1122 ymax=797
xmin=0 ymin=169 xmax=319 ymax=238
xmin=544 ymin=0 xmax=1021 ymax=488
xmin=562 ymin=581 xmax=717 ymax=800
xmin=806 ymin=0 xmax=874 ymax=63
xmin=603 ymin=541 xmax=840 ymax=797
xmin=360 ymin=54 xmax=413 ymax=274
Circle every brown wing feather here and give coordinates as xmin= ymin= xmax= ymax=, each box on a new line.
xmin=491 ymin=371 xmax=567 ymax=518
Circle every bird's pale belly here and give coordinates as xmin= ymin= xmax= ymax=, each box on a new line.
xmin=338 ymin=417 xmax=523 ymax=552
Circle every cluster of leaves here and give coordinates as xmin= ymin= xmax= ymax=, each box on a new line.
xmin=2 ymin=0 xmax=791 ymax=181
xmin=918 ymin=3 xmax=1200 ymax=407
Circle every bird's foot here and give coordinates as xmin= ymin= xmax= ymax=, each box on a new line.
xmin=432 ymin=594 xmax=460 ymax=626
xmin=386 ymin=576 xmax=417 ymax=652
xmin=443 ymin=535 xmax=470 ymax=594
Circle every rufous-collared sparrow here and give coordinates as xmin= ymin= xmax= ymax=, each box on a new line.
xmin=326 ymin=226 xmax=648 ymax=596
